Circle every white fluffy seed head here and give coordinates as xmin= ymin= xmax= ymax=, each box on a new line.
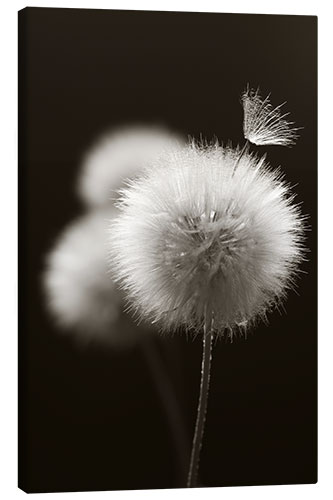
xmin=109 ymin=142 xmax=305 ymax=338
xmin=78 ymin=125 xmax=184 ymax=208
xmin=43 ymin=209 xmax=138 ymax=347
xmin=242 ymin=87 xmax=299 ymax=147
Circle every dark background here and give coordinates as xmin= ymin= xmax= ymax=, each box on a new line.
xmin=18 ymin=8 xmax=317 ymax=493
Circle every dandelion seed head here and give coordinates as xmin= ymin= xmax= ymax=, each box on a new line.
xmin=43 ymin=209 xmax=138 ymax=347
xmin=109 ymin=143 xmax=305 ymax=337
xmin=242 ymin=87 xmax=299 ymax=147
xmin=78 ymin=125 xmax=184 ymax=207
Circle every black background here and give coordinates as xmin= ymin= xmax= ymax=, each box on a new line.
xmin=18 ymin=7 xmax=317 ymax=493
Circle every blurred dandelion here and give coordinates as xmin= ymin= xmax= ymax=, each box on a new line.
xmin=78 ymin=125 xmax=184 ymax=208
xmin=43 ymin=208 xmax=135 ymax=347
xmin=242 ymin=87 xmax=299 ymax=147
xmin=44 ymin=127 xmax=189 ymax=485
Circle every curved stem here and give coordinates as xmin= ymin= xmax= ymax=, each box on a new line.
xmin=141 ymin=337 xmax=189 ymax=487
xmin=187 ymin=319 xmax=213 ymax=488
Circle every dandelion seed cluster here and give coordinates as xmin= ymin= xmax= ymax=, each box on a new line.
xmin=110 ymin=143 xmax=304 ymax=337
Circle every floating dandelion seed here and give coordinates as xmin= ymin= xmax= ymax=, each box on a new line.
xmin=242 ymin=87 xmax=299 ymax=146
xmin=43 ymin=209 xmax=139 ymax=347
xmin=109 ymin=143 xmax=305 ymax=338
xmin=78 ymin=125 xmax=184 ymax=208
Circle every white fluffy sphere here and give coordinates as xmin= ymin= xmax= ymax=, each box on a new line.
xmin=109 ymin=143 xmax=305 ymax=337
xmin=78 ymin=125 xmax=183 ymax=208
xmin=43 ymin=209 xmax=136 ymax=347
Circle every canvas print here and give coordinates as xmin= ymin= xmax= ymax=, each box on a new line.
xmin=18 ymin=8 xmax=317 ymax=492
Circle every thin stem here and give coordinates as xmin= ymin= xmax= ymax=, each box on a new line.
xmin=187 ymin=318 xmax=213 ymax=488
xmin=141 ymin=337 xmax=189 ymax=487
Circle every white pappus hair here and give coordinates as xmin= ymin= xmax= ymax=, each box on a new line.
xmin=78 ymin=125 xmax=184 ymax=208
xmin=242 ymin=87 xmax=299 ymax=147
xmin=43 ymin=209 xmax=138 ymax=347
xmin=109 ymin=143 xmax=305 ymax=338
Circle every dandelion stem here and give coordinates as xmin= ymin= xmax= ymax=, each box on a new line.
xmin=187 ymin=318 xmax=213 ymax=488
xmin=141 ymin=338 xmax=189 ymax=487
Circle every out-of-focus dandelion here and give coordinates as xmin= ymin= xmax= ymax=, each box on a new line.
xmin=43 ymin=208 xmax=139 ymax=347
xmin=242 ymin=87 xmax=299 ymax=147
xmin=78 ymin=125 xmax=184 ymax=208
